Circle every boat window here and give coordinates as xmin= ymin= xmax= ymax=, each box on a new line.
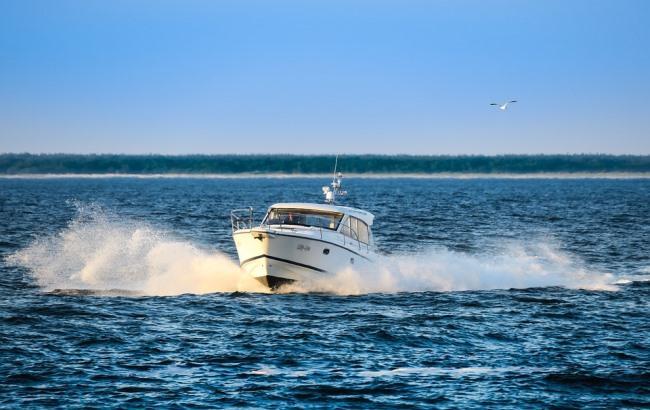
xmin=340 ymin=217 xmax=353 ymax=239
xmin=340 ymin=216 xmax=370 ymax=244
xmin=357 ymin=219 xmax=369 ymax=244
xmin=264 ymin=209 xmax=343 ymax=230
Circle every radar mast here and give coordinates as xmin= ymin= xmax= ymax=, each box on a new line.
xmin=322 ymin=155 xmax=347 ymax=204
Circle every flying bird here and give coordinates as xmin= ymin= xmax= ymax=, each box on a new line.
xmin=490 ymin=100 xmax=518 ymax=111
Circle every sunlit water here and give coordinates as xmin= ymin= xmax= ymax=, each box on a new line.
xmin=1 ymin=177 xmax=649 ymax=408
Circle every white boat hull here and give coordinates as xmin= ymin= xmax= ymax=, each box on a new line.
xmin=233 ymin=227 xmax=374 ymax=289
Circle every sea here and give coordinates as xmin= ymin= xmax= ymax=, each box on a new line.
xmin=1 ymin=176 xmax=649 ymax=408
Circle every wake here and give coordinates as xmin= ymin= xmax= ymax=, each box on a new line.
xmin=283 ymin=245 xmax=616 ymax=294
xmin=8 ymin=206 xmax=617 ymax=296
xmin=8 ymin=205 xmax=268 ymax=295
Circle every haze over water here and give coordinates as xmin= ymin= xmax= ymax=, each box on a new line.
xmin=1 ymin=176 xmax=649 ymax=407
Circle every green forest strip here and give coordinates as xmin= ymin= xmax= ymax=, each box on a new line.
xmin=1 ymin=154 xmax=650 ymax=174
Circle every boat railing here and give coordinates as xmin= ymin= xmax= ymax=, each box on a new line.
xmin=231 ymin=207 xmax=254 ymax=232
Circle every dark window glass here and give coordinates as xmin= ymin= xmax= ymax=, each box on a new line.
xmin=264 ymin=209 xmax=343 ymax=230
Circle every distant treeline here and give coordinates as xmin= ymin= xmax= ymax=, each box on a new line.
xmin=1 ymin=154 xmax=650 ymax=174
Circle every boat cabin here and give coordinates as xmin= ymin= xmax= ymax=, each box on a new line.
xmin=262 ymin=202 xmax=374 ymax=246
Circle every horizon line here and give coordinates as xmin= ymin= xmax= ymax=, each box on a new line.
xmin=3 ymin=172 xmax=650 ymax=180
xmin=2 ymin=152 xmax=650 ymax=157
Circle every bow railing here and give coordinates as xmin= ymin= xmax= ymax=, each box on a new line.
xmin=231 ymin=207 xmax=254 ymax=232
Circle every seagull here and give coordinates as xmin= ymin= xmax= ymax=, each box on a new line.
xmin=490 ymin=100 xmax=518 ymax=111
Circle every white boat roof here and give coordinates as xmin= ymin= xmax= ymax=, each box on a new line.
xmin=268 ymin=202 xmax=375 ymax=226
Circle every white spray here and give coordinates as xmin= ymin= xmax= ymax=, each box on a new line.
xmin=8 ymin=205 xmax=268 ymax=295
xmin=284 ymin=244 xmax=616 ymax=294
xmin=8 ymin=205 xmax=616 ymax=296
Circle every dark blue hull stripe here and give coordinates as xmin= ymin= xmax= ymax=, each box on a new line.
xmin=240 ymin=254 xmax=327 ymax=273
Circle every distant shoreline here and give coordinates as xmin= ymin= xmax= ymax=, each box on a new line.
xmin=2 ymin=154 xmax=650 ymax=175
xmin=3 ymin=172 xmax=650 ymax=179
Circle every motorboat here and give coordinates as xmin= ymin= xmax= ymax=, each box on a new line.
xmin=231 ymin=164 xmax=377 ymax=289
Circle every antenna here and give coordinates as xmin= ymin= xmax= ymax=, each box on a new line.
xmin=322 ymin=154 xmax=347 ymax=204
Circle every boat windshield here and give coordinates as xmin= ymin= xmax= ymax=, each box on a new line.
xmin=264 ymin=208 xmax=343 ymax=230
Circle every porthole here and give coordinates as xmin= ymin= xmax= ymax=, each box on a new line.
xmin=323 ymin=248 xmax=330 ymax=255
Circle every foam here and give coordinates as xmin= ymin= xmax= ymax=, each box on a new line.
xmin=281 ymin=243 xmax=616 ymax=295
xmin=8 ymin=205 xmax=616 ymax=296
xmin=359 ymin=366 xmax=554 ymax=378
xmin=7 ymin=205 xmax=268 ymax=295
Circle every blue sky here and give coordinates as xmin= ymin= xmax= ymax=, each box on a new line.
xmin=1 ymin=0 xmax=649 ymax=154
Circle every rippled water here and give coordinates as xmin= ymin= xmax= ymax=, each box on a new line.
xmin=1 ymin=177 xmax=649 ymax=408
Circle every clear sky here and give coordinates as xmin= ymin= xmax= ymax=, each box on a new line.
xmin=1 ymin=0 xmax=649 ymax=154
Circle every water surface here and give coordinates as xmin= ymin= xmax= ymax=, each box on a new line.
xmin=1 ymin=177 xmax=648 ymax=408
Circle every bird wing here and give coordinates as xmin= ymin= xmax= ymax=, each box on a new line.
xmin=490 ymin=103 xmax=499 ymax=106
xmin=509 ymin=100 xmax=517 ymax=103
